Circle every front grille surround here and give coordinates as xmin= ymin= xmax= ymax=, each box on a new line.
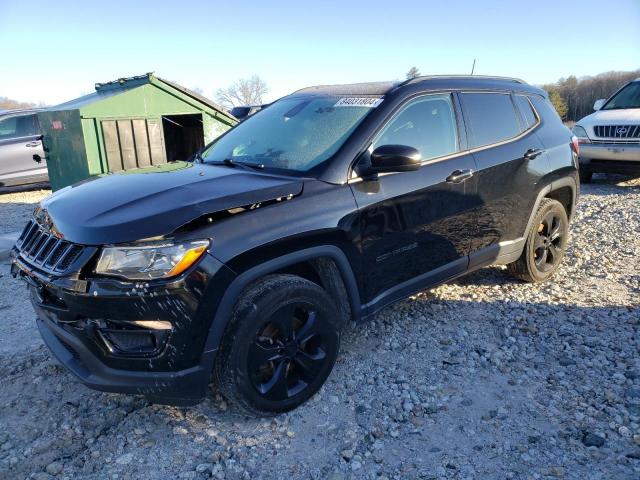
xmin=593 ymin=125 xmax=640 ymax=139
xmin=15 ymin=219 xmax=90 ymax=275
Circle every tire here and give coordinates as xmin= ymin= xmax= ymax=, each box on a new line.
xmin=507 ymin=198 xmax=569 ymax=283
xmin=213 ymin=274 xmax=341 ymax=415
xmin=579 ymin=168 xmax=592 ymax=183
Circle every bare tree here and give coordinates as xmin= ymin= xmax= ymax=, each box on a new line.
xmin=0 ymin=97 xmax=36 ymax=110
xmin=216 ymin=75 xmax=269 ymax=110
xmin=406 ymin=67 xmax=421 ymax=79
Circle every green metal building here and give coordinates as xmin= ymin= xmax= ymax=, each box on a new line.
xmin=38 ymin=73 xmax=237 ymax=190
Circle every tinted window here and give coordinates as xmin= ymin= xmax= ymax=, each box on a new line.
xmin=529 ymin=95 xmax=563 ymax=125
xmin=514 ymin=95 xmax=538 ymax=130
xmin=0 ymin=114 xmax=38 ymax=140
xmin=16 ymin=115 xmax=39 ymax=137
xmin=461 ymin=93 xmax=520 ymax=148
xmin=0 ymin=116 xmax=18 ymax=139
xmin=373 ymin=94 xmax=458 ymax=161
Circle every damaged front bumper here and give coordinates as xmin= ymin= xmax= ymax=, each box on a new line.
xmin=11 ymin=251 xmax=235 ymax=406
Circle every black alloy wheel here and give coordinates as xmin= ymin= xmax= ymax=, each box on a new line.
xmin=533 ymin=211 xmax=565 ymax=273
xmin=248 ymin=302 xmax=330 ymax=401
xmin=215 ymin=274 xmax=341 ymax=415
xmin=508 ymin=198 xmax=569 ymax=283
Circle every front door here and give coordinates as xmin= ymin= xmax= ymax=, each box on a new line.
xmin=350 ymin=93 xmax=479 ymax=311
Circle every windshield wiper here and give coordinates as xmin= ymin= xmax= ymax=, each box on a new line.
xmin=206 ymin=158 xmax=265 ymax=170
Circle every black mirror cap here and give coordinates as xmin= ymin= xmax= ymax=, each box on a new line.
xmin=370 ymin=144 xmax=421 ymax=173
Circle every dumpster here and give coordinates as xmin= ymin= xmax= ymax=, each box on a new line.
xmin=38 ymin=73 xmax=237 ymax=190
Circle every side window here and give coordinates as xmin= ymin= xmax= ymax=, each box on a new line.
xmin=514 ymin=95 xmax=538 ymax=130
xmin=373 ymin=94 xmax=458 ymax=162
xmin=16 ymin=114 xmax=39 ymax=137
xmin=529 ymin=95 xmax=563 ymax=125
xmin=460 ymin=93 xmax=520 ymax=148
xmin=0 ymin=116 xmax=18 ymax=140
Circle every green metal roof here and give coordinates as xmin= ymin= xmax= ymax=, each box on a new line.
xmin=48 ymin=73 xmax=236 ymax=123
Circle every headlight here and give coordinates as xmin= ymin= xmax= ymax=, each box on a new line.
xmin=572 ymin=125 xmax=591 ymax=143
xmin=95 ymin=240 xmax=209 ymax=280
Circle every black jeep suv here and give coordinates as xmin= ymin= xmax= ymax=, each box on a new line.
xmin=12 ymin=76 xmax=579 ymax=414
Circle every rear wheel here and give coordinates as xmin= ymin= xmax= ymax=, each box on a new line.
xmin=214 ymin=274 xmax=341 ymax=415
xmin=507 ymin=198 xmax=569 ymax=283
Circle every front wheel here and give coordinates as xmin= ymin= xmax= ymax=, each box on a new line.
xmin=507 ymin=198 xmax=569 ymax=283
xmin=214 ymin=274 xmax=341 ymax=415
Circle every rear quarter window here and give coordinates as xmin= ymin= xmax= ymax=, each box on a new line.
xmin=460 ymin=93 xmax=520 ymax=148
xmin=529 ymin=95 xmax=563 ymax=125
xmin=514 ymin=95 xmax=538 ymax=130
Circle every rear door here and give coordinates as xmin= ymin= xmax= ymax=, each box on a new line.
xmin=458 ymin=91 xmax=548 ymax=266
xmin=351 ymin=93 xmax=478 ymax=310
xmin=0 ymin=114 xmax=46 ymax=186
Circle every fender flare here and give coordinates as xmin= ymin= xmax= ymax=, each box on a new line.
xmin=202 ymin=245 xmax=361 ymax=355
xmin=523 ymin=176 xmax=578 ymax=237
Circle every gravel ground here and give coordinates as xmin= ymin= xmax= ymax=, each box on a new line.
xmin=0 ymin=175 xmax=639 ymax=480
xmin=0 ymin=187 xmax=50 ymax=235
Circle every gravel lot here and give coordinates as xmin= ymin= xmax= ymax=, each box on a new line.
xmin=0 ymin=176 xmax=639 ymax=480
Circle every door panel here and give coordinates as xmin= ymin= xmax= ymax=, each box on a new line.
xmin=459 ymin=92 xmax=549 ymax=257
xmin=352 ymin=154 xmax=478 ymax=307
xmin=0 ymin=114 xmax=45 ymax=185
xmin=350 ymin=93 xmax=478 ymax=308
xmin=470 ymin=137 xmax=547 ymax=252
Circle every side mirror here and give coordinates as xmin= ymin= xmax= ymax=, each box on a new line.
xmin=593 ymin=99 xmax=606 ymax=111
xmin=369 ymin=144 xmax=421 ymax=174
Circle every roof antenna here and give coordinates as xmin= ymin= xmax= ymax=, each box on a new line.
xmin=470 ymin=58 xmax=476 ymax=75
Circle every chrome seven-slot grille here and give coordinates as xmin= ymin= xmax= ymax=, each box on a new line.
xmin=593 ymin=125 xmax=640 ymax=140
xmin=16 ymin=219 xmax=85 ymax=274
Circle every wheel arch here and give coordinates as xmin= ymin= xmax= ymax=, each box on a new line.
xmin=202 ymin=245 xmax=361 ymax=355
xmin=524 ymin=176 xmax=578 ymax=237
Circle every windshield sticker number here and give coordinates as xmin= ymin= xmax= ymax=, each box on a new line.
xmin=334 ymin=97 xmax=383 ymax=108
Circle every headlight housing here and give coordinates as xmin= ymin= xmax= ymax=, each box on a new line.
xmin=95 ymin=240 xmax=209 ymax=280
xmin=572 ymin=125 xmax=591 ymax=144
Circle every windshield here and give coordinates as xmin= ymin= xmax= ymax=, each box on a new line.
xmin=201 ymin=95 xmax=381 ymax=172
xmin=603 ymin=81 xmax=640 ymax=110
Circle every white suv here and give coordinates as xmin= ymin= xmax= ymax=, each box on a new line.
xmin=573 ymin=79 xmax=640 ymax=182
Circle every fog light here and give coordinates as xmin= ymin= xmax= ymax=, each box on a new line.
xmin=95 ymin=319 xmax=171 ymax=356
xmin=130 ymin=320 xmax=172 ymax=330
xmin=103 ymin=330 xmax=157 ymax=353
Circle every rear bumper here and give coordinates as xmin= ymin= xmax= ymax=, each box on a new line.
xmin=38 ymin=315 xmax=215 ymax=405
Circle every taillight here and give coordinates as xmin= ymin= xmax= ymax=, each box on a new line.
xmin=570 ymin=135 xmax=580 ymax=156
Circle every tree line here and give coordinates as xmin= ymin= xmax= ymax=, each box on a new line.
xmin=541 ymin=69 xmax=640 ymax=122
xmin=3 ymin=69 xmax=639 ymax=121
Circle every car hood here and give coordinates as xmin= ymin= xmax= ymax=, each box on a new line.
xmin=41 ymin=162 xmax=303 ymax=245
xmin=577 ymin=108 xmax=640 ymax=127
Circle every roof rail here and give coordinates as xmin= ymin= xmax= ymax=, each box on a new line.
xmin=401 ymin=75 xmax=527 ymax=87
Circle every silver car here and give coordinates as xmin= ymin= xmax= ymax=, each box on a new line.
xmin=0 ymin=109 xmax=48 ymax=187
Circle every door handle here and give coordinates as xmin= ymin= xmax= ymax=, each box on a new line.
xmin=446 ymin=169 xmax=474 ymax=184
xmin=25 ymin=141 xmax=41 ymax=148
xmin=523 ymin=148 xmax=543 ymax=160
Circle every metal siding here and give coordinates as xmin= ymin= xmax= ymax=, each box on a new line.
xmin=117 ymin=120 xmax=137 ymax=170
xmin=101 ymin=120 xmax=123 ymax=172
xmin=147 ymin=120 xmax=166 ymax=165
xmin=81 ymin=118 xmax=105 ymax=175
xmin=37 ymin=110 xmax=91 ymax=191
xmin=132 ymin=119 xmax=152 ymax=167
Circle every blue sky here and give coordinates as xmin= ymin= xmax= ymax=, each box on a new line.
xmin=1 ymin=0 xmax=638 ymax=105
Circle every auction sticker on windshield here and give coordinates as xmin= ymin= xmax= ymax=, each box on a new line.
xmin=334 ymin=97 xmax=383 ymax=108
